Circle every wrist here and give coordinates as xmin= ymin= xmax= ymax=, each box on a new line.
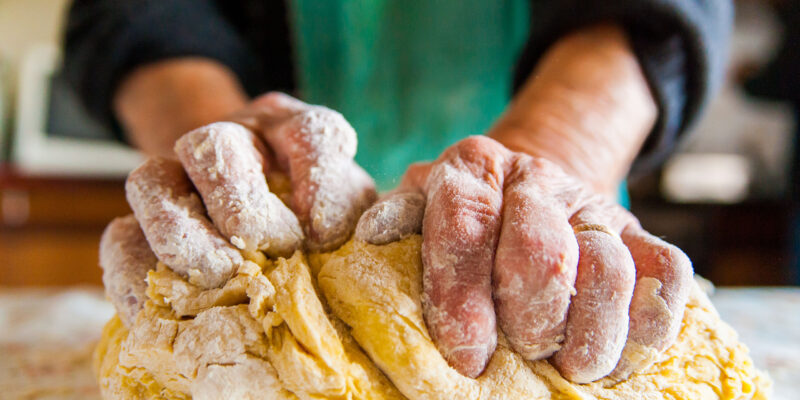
xmin=114 ymin=58 xmax=249 ymax=158
xmin=489 ymin=24 xmax=656 ymax=195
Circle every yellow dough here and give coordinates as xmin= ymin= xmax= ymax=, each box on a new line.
xmin=95 ymin=235 xmax=771 ymax=399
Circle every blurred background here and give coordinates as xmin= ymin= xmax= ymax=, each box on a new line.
xmin=0 ymin=0 xmax=797 ymax=287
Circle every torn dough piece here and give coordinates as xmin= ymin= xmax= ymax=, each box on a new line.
xmin=95 ymin=236 xmax=770 ymax=400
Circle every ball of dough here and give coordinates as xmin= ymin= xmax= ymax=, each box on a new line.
xmin=95 ymin=236 xmax=770 ymax=400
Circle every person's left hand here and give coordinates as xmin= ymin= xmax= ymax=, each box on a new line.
xmin=100 ymin=94 xmax=377 ymax=328
xmin=227 ymin=92 xmax=378 ymax=252
xmin=355 ymin=136 xmax=693 ymax=383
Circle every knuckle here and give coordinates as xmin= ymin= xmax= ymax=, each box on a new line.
xmin=297 ymin=108 xmax=349 ymax=131
xmin=289 ymin=109 xmax=357 ymax=156
xmin=664 ymin=244 xmax=694 ymax=290
xmin=456 ymin=135 xmax=495 ymax=151
xmin=450 ymin=136 xmax=506 ymax=164
xmin=260 ymin=91 xmax=286 ymax=103
xmin=199 ymin=120 xmax=240 ymax=132
xmin=177 ymin=122 xmax=249 ymax=155
xmin=253 ymin=91 xmax=298 ymax=109
xmin=126 ymin=161 xmax=148 ymax=186
xmin=665 ymin=243 xmax=692 ymax=271
xmin=590 ymin=236 xmax=635 ymax=283
xmin=649 ymin=238 xmax=693 ymax=285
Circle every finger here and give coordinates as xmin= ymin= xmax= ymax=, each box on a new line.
xmin=610 ymin=223 xmax=693 ymax=380
xmin=354 ymin=162 xmax=431 ymax=244
xmin=421 ymin=136 xmax=509 ymax=378
xmin=551 ymin=223 xmax=635 ymax=383
xmin=229 ymin=92 xmax=308 ymax=130
xmin=174 ymin=122 xmax=304 ymax=257
xmin=493 ymin=156 xmax=579 ymax=361
xmin=99 ymin=214 xmax=157 ymax=328
xmin=354 ymin=190 xmax=425 ymax=244
xmin=126 ymin=157 xmax=243 ymax=288
xmin=259 ymin=101 xmax=377 ymax=251
xmin=305 ymin=158 xmax=377 ymax=251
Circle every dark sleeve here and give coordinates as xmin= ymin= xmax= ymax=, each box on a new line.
xmin=744 ymin=1 xmax=800 ymax=105
xmin=62 ymin=0 xmax=264 ymax=139
xmin=516 ymin=0 xmax=733 ymax=174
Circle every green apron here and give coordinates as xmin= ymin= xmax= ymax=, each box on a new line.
xmin=289 ymin=1 xmax=631 ymax=207
xmin=289 ymin=0 xmax=530 ymax=190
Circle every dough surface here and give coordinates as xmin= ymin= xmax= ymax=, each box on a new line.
xmin=95 ymin=236 xmax=771 ymax=400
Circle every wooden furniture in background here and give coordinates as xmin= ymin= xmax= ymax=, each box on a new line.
xmin=0 ymin=164 xmax=130 ymax=286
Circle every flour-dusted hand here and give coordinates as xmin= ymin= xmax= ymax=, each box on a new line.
xmin=353 ymin=24 xmax=695 ymax=383
xmin=356 ymin=136 xmax=693 ymax=382
xmin=105 ymin=93 xmax=375 ymax=324
xmin=232 ymin=93 xmax=377 ymax=251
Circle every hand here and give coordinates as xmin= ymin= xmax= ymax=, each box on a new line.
xmin=357 ymin=24 xmax=691 ymax=382
xmin=116 ymin=59 xmax=376 ymax=251
xmin=100 ymin=93 xmax=376 ymax=323
xmin=356 ymin=136 xmax=693 ymax=383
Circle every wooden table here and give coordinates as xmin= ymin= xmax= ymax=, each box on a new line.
xmin=1 ymin=287 xmax=798 ymax=399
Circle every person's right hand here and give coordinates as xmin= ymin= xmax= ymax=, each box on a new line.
xmin=355 ymin=136 xmax=693 ymax=383
xmin=100 ymin=93 xmax=376 ymax=324
xmin=353 ymin=24 xmax=694 ymax=384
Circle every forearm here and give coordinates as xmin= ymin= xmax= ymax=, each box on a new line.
xmin=490 ymin=24 xmax=656 ymax=195
xmin=114 ymin=58 xmax=249 ymax=158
